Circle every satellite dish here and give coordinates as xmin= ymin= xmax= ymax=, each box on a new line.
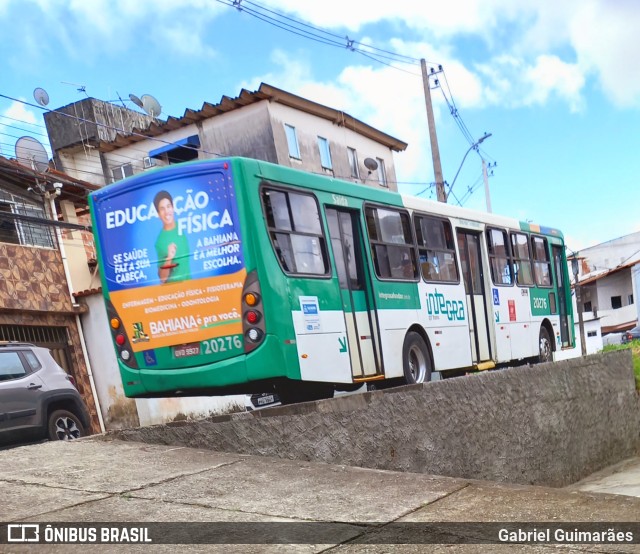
xmin=364 ymin=157 xmax=379 ymax=171
xmin=141 ymin=94 xmax=162 ymax=117
xmin=33 ymin=87 xmax=50 ymax=107
xmin=15 ymin=136 xmax=49 ymax=173
xmin=129 ymin=93 xmax=144 ymax=109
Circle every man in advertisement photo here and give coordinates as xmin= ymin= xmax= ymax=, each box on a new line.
xmin=154 ymin=190 xmax=191 ymax=283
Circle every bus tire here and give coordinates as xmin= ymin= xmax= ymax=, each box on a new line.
xmin=538 ymin=326 xmax=553 ymax=363
xmin=402 ymin=332 xmax=432 ymax=385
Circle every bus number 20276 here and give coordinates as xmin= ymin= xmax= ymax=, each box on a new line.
xmin=203 ymin=335 xmax=243 ymax=354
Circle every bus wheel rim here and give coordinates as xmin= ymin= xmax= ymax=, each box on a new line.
xmin=409 ymin=345 xmax=427 ymax=383
xmin=540 ymin=335 xmax=551 ymax=361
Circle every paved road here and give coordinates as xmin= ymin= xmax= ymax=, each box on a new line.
xmin=1 ymin=438 xmax=640 ymax=552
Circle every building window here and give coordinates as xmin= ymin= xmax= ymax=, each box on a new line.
xmin=376 ymin=157 xmax=388 ymax=187
xmin=611 ymin=296 xmax=622 ymax=309
xmin=587 ymin=331 xmax=597 ymax=338
xmin=347 ymin=147 xmax=359 ymax=178
xmin=317 ymin=137 xmax=332 ymax=170
xmin=112 ymin=163 xmax=133 ymax=182
xmin=584 ymin=301 xmax=592 ymax=312
xmin=629 ymin=294 xmax=634 ymax=305
xmin=414 ymin=215 xmax=459 ymax=282
xmin=284 ymin=124 xmax=300 ymax=159
xmin=262 ymin=187 xmax=329 ymax=276
xmin=365 ymin=206 xmax=417 ymax=281
xmin=0 ymin=200 xmax=54 ymax=249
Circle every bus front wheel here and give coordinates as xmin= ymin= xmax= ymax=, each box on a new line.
xmin=402 ymin=332 xmax=432 ymax=385
xmin=538 ymin=327 xmax=553 ymax=363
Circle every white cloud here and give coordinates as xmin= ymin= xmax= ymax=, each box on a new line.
xmin=8 ymin=0 xmax=224 ymax=57
xmin=569 ymin=1 xmax=640 ymax=107
xmin=523 ymin=55 xmax=585 ymax=112
xmin=6 ymin=0 xmax=640 ymax=109
xmin=4 ymin=101 xmax=39 ymax=126
xmin=0 ymin=100 xmax=48 ymax=159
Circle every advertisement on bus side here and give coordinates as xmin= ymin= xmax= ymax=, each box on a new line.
xmin=92 ymin=169 xmax=245 ymax=352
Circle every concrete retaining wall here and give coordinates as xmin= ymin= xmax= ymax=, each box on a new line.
xmin=106 ymin=350 xmax=640 ymax=487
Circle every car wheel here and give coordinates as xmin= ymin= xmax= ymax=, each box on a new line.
xmin=47 ymin=409 xmax=85 ymax=441
xmin=538 ymin=327 xmax=553 ymax=363
xmin=402 ymin=332 xmax=432 ymax=385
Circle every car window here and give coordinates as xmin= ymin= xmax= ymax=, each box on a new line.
xmin=22 ymin=350 xmax=41 ymax=371
xmin=0 ymin=351 xmax=28 ymax=381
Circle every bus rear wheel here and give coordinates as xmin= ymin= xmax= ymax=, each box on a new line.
xmin=538 ymin=327 xmax=553 ymax=363
xmin=402 ymin=332 xmax=432 ymax=385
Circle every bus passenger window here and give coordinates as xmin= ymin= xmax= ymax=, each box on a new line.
xmin=487 ymin=228 xmax=513 ymax=286
xmin=365 ymin=207 xmax=417 ymax=281
xmin=262 ymin=188 xmax=329 ymax=276
xmin=413 ymin=215 xmax=459 ymax=283
xmin=531 ymin=236 xmax=553 ymax=287
xmin=510 ymin=232 xmax=534 ymax=286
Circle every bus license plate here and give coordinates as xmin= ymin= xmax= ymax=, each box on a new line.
xmin=257 ymin=394 xmax=275 ymax=406
xmin=174 ymin=343 xmax=201 ymax=358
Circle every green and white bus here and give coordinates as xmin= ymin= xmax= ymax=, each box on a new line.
xmin=89 ymin=157 xmax=575 ymax=403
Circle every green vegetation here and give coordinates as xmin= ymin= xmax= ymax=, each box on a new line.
xmin=603 ymin=341 xmax=640 ymax=389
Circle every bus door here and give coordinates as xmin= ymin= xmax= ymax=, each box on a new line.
xmin=326 ymin=208 xmax=381 ymax=379
xmin=457 ymin=230 xmax=493 ymax=363
xmin=552 ymin=244 xmax=571 ymax=346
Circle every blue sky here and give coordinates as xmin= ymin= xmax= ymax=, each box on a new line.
xmin=0 ymin=0 xmax=638 ymax=253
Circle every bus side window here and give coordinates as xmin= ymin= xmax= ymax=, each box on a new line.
xmin=262 ymin=188 xmax=329 ymax=276
xmin=531 ymin=235 xmax=553 ymax=287
xmin=510 ymin=232 xmax=534 ymax=286
xmin=365 ymin=207 xmax=417 ymax=281
xmin=487 ymin=228 xmax=513 ymax=285
xmin=413 ymin=215 xmax=459 ymax=283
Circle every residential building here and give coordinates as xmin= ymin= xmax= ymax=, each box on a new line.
xmin=44 ymin=83 xmax=407 ymax=191
xmin=0 ymin=155 xmax=103 ymax=434
xmin=569 ymin=231 xmax=640 ymax=335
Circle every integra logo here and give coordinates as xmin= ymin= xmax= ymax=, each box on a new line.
xmin=425 ymin=289 xmax=465 ymax=321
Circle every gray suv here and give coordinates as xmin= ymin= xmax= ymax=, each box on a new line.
xmin=0 ymin=342 xmax=90 ymax=445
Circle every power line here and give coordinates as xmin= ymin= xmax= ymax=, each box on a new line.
xmin=241 ymin=0 xmax=422 ymax=63
xmin=214 ymin=0 xmax=429 ymax=73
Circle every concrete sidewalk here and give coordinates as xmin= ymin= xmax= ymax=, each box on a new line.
xmin=570 ymin=457 xmax=640 ymax=498
xmin=1 ymin=438 xmax=640 ymax=552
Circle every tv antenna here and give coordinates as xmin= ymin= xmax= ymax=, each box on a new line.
xmin=33 ymin=87 xmax=50 ymax=107
xmin=15 ymin=136 xmax=49 ymax=173
xmin=141 ymin=94 xmax=162 ymax=118
xmin=61 ymin=81 xmax=88 ymax=96
xmin=129 ymin=93 xmax=144 ymax=109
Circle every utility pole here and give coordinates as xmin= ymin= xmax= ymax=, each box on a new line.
xmin=421 ymin=59 xmax=445 ymax=202
xmin=482 ymin=159 xmax=492 ymax=213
